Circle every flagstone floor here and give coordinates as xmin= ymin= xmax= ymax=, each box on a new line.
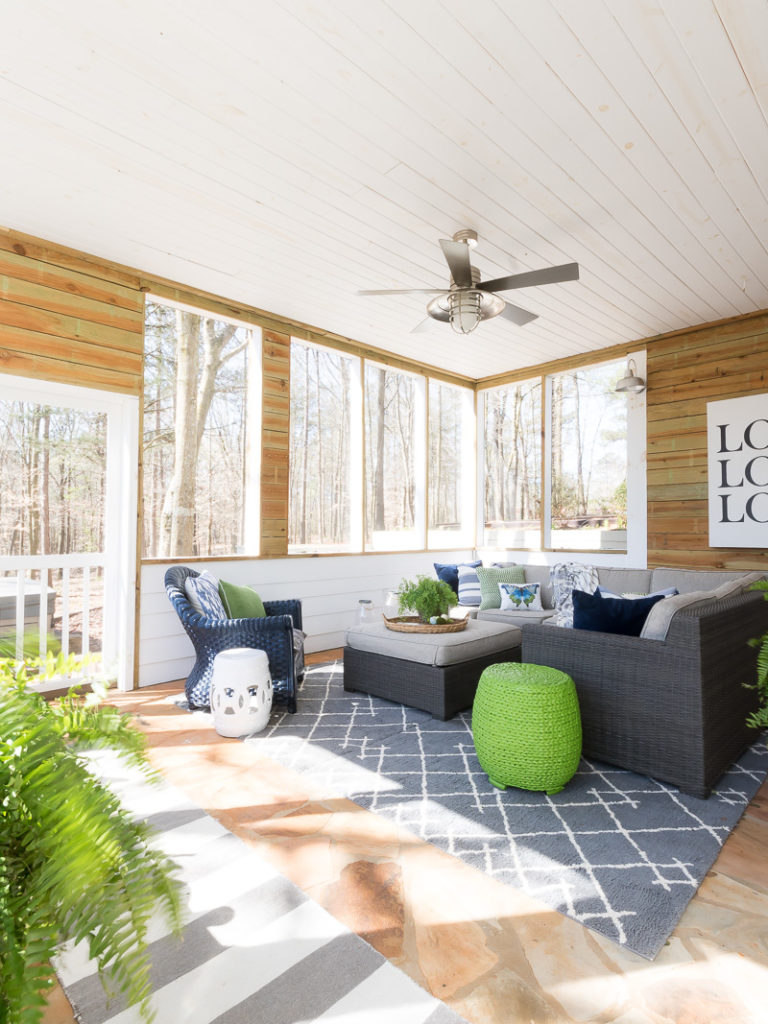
xmin=44 ymin=652 xmax=768 ymax=1024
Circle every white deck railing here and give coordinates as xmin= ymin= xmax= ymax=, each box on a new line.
xmin=0 ymin=553 xmax=106 ymax=662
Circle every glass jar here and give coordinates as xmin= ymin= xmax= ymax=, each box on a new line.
xmin=357 ymin=599 xmax=375 ymax=624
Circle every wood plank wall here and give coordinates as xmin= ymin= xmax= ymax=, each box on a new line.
xmin=261 ymin=330 xmax=290 ymax=556
xmin=646 ymin=311 xmax=768 ymax=571
xmin=0 ymin=230 xmax=144 ymax=394
xmin=4 ymin=227 xmax=767 ymax=574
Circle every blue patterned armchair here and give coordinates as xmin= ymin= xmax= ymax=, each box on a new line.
xmin=164 ymin=565 xmax=304 ymax=712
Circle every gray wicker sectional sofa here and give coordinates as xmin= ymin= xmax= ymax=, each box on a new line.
xmin=466 ymin=564 xmax=767 ymax=798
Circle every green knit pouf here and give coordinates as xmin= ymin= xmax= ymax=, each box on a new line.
xmin=472 ymin=663 xmax=582 ymax=795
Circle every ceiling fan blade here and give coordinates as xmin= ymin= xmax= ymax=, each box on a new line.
xmin=410 ymin=317 xmax=441 ymax=333
xmin=357 ymin=288 xmax=444 ymax=295
xmin=499 ymin=303 xmax=539 ymax=327
xmin=439 ymin=239 xmax=473 ymax=288
xmin=479 ymin=262 xmax=579 ymax=293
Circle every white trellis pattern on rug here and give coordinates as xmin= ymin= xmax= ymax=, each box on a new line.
xmin=242 ymin=663 xmax=768 ymax=960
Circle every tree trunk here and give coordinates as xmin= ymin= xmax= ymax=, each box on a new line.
xmin=315 ymin=349 xmax=324 ymax=543
xmin=573 ymin=373 xmax=586 ymax=515
xmin=160 ymin=311 xmax=199 ymax=556
xmin=299 ymin=349 xmax=309 ymax=544
xmin=551 ymin=376 xmax=563 ymax=521
xmin=373 ymin=368 xmax=386 ymax=532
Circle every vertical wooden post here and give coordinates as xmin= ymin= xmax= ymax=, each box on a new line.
xmin=261 ymin=330 xmax=291 ymax=556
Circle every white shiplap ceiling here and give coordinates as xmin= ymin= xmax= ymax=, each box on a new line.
xmin=1 ymin=0 xmax=767 ymax=379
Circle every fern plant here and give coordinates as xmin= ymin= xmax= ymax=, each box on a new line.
xmin=0 ymin=653 xmax=183 ymax=1024
xmin=396 ymin=575 xmax=458 ymax=622
xmin=747 ymin=579 xmax=768 ymax=732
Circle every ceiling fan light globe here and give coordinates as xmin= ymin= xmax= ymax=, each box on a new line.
xmin=449 ymin=290 xmax=482 ymax=335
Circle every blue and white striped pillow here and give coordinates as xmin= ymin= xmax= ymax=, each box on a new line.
xmin=457 ymin=563 xmax=482 ymax=606
xmin=184 ymin=571 xmax=227 ymax=620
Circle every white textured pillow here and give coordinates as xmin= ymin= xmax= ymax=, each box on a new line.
xmin=550 ymin=562 xmax=598 ymax=627
xmin=498 ymin=581 xmax=543 ymax=611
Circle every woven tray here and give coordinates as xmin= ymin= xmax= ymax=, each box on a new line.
xmin=383 ymin=614 xmax=469 ymax=634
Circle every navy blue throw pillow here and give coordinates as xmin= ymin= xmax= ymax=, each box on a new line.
xmin=572 ymin=588 xmax=665 ymax=637
xmin=434 ymin=560 xmax=482 ymax=595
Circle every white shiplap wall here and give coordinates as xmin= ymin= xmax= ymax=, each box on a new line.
xmin=139 ymin=550 xmax=472 ymax=686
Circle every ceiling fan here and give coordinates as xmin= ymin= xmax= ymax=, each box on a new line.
xmin=357 ymin=229 xmax=579 ymax=335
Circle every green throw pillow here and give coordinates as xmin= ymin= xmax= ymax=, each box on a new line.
xmin=218 ymin=579 xmax=267 ymax=619
xmin=477 ymin=565 xmax=526 ymax=610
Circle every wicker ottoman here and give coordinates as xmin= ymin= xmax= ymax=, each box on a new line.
xmin=472 ymin=663 xmax=582 ymax=794
xmin=343 ymin=620 xmax=522 ymax=720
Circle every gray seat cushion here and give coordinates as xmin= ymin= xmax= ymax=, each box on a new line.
xmin=477 ymin=608 xmax=554 ymax=626
xmin=345 ymin=619 xmax=521 ymax=667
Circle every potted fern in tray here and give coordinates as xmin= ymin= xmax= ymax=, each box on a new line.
xmin=0 ymin=651 xmax=182 ymax=1024
xmin=386 ymin=575 xmax=464 ymax=632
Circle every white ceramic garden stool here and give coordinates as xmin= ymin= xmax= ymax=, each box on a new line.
xmin=210 ymin=648 xmax=273 ymax=737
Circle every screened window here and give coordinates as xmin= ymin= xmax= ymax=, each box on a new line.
xmin=0 ymin=398 xmax=107 ymax=658
xmin=289 ymin=340 xmax=358 ymax=552
xmin=428 ymin=380 xmax=474 ymax=548
xmin=0 ymin=401 xmax=106 ymax=556
xmin=548 ymin=359 xmax=627 ymax=551
xmin=483 ymin=379 xmax=542 ymax=548
xmin=364 ymin=363 xmax=424 ymax=551
xmin=142 ymin=298 xmax=260 ymax=558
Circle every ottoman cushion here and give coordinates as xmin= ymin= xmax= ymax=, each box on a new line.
xmin=345 ymin=619 xmax=522 ymax=667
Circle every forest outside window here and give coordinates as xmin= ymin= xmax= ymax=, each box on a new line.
xmin=483 ymin=378 xmax=542 ymax=549
xmin=428 ymin=379 xmax=475 ymax=548
xmin=481 ymin=355 xmax=632 ymax=552
xmin=143 ymin=297 xmax=261 ymax=558
xmin=288 ymin=340 xmax=361 ymax=553
xmin=364 ymin=362 xmax=425 ymax=551
xmin=546 ymin=358 xmax=628 ymax=552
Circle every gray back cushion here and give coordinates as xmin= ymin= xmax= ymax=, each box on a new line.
xmin=651 ymin=567 xmax=749 ymax=594
xmin=597 ymin=567 xmax=652 ymax=596
xmin=523 ymin=565 xmax=555 ymax=608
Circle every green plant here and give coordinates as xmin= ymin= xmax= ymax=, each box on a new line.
xmin=396 ymin=575 xmax=457 ymax=623
xmin=746 ymin=579 xmax=768 ymax=732
xmin=0 ymin=653 xmax=183 ymax=1024
xmin=0 ymin=632 xmax=61 ymax=661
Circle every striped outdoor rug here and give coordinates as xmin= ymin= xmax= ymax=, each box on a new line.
xmin=55 ymin=752 xmax=468 ymax=1024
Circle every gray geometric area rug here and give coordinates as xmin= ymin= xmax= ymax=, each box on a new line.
xmin=55 ymin=750 xmax=469 ymax=1024
xmin=241 ymin=662 xmax=768 ymax=961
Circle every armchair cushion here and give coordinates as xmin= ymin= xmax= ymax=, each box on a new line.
xmin=219 ymin=579 xmax=267 ymax=618
xmin=184 ymin=571 xmax=227 ymax=619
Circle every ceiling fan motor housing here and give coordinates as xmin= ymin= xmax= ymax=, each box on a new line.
xmin=427 ymin=265 xmax=505 ymax=332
